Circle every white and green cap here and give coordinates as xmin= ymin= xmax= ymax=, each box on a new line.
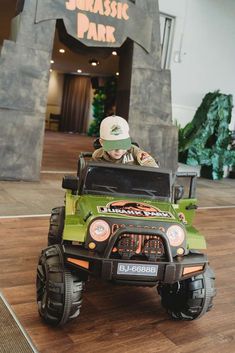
xmin=100 ymin=115 xmax=132 ymax=151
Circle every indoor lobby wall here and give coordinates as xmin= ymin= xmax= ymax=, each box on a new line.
xmin=46 ymin=71 xmax=64 ymax=122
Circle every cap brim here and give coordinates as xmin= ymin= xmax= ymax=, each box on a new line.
xmin=103 ymin=138 xmax=132 ymax=152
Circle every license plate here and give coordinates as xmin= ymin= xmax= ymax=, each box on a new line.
xmin=117 ymin=263 xmax=158 ymax=276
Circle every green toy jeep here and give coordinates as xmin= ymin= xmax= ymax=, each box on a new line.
xmin=36 ymin=153 xmax=216 ymax=326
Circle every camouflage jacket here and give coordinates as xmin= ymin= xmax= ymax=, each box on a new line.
xmin=92 ymin=145 xmax=159 ymax=167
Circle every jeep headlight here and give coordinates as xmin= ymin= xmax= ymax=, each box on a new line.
xmin=166 ymin=225 xmax=185 ymax=247
xmin=89 ymin=220 xmax=110 ymax=242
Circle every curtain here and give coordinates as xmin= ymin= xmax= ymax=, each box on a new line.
xmin=60 ymin=75 xmax=91 ymax=133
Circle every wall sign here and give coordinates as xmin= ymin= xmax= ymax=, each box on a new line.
xmin=36 ymin=0 xmax=153 ymax=51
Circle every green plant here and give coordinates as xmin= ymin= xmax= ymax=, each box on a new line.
xmin=88 ymin=88 xmax=106 ymax=137
xmin=88 ymin=77 xmax=117 ymax=137
xmin=178 ymin=91 xmax=235 ymax=179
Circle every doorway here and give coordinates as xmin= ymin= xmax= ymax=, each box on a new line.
xmin=45 ymin=20 xmax=120 ymax=136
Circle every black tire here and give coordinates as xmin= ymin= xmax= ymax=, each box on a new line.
xmin=48 ymin=207 xmax=65 ymax=245
xmin=36 ymin=245 xmax=84 ymax=326
xmin=158 ymin=266 xmax=216 ymax=320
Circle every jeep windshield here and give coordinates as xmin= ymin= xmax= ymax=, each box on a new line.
xmin=82 ymin=164 xmax=171 ymax=200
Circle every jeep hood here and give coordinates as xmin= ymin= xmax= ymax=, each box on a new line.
xmin=79 ymin=195 xmax=177 ymax=221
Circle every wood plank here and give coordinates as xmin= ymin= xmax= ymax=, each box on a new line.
xmin=41 ymin=131 xmax=93 ymax=171
xmin=0 ymin=209 xmax=235 ymax=353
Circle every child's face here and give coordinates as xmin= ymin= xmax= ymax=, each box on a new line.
xmin=107 ymin=149 xmax=127 ymax=160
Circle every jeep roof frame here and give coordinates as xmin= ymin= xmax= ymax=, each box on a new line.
xmin=78 ymin=161 xmax=173 ymax=201
xmin=76 ymin=153 xmax=197 ymax=201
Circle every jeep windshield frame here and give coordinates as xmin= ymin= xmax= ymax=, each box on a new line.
xmin=79 ymin=162 xmax=172 ymax=201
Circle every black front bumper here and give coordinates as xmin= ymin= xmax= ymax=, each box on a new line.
xmin=63 ymin=244 xmax=208 ymax=285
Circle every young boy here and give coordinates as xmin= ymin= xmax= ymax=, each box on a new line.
xmin=92 ymin=115 xmax=159 ymax=167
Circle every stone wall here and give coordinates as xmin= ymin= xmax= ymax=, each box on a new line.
xmin=128 ymin=0 xmax=178 ymax=170
xmin=0 ymin=0 xmax=55 ymax=180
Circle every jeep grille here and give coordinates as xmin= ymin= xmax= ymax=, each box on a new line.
xmin=111 ymin=225 xmax=165 ymax=261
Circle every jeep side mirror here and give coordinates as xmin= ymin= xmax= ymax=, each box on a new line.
xmin=174 ymin=185 xmax=184 ymax=202
xmin=62 ymin=175 xmax=79 ymax=191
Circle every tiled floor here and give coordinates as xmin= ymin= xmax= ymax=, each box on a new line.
xmin=0 ymin=131 xmax=235 ymax=216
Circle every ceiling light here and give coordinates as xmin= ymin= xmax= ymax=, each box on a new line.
xmin=116 ymin=72 xmax=119 ymax=76
xmin=112 ymin=51 xmax=117 ymax=56
xmin=59 ymin=49 xmax=65 ymax=53
xmin=89 ymin=58 xmax=99 ymax=66
xmin=50 ymin=69 xmax=53 ymax=72
xmin=77 ymin=69 xmax=82 ymax=73
xmin=50 ymin=60 xmax=54 ymax=64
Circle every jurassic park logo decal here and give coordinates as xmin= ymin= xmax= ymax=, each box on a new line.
xmin=97 ymin=201 xmax=174 ymax=219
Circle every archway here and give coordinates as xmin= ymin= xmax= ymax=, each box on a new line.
xmin=0 ymin=0 xmax=177 ymax=181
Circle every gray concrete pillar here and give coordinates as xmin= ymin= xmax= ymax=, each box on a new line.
xmin=0 ymin=0 xmax=55 ymax=180
xmin=128 ymin=0 xmax=178 ymax=171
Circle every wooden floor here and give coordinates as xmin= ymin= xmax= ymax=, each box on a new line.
xmin=41 ymin=131 xmax=94 ymax=172
xmin=0 ymin=211 xmax=235 ymax=352
xmin=1 ymin=131 xmax=235 ymax=353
